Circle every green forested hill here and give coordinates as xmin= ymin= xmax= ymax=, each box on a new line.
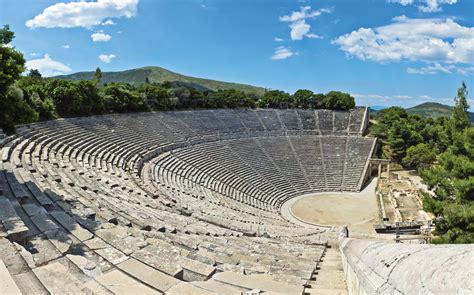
xmin=54 ymin=66 xmax=266 ymax=96
xmin=407 ymin=102 xmax=474 ymax=121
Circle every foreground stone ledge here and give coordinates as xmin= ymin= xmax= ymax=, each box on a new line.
xmin=339 ymin=238 xmax=474 ymax=294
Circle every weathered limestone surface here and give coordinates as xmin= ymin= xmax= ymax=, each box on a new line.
xmin=340 ymin=238 xmax=474 ymax=294
xmin=165 ymin=281 xmax=216 ymax=295
xmin=33 ymin=261 xmax=92 ymax=294
xmin=212 ymin=271 xmax=304 ymax=294
xmin=116 ymin=258 xmax=180 ymax=292
xmin=191 ymin=280 xmax=242 ymax=294
xmin=0 ymin=259 xmax=22 ymax=295
xmin=95 ymin=269 xmax=160 ymax=294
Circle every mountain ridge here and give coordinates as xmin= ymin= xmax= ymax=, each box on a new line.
xmin=54 ymin=66 xmax=266 ymax=96
xmin=370 ymin=102 xmax=473 ymax=122
xmin=407 ymin=102 xmax=474 ymax=121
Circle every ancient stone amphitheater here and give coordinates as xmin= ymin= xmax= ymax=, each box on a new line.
xmin=1 ymin=108 xmax=472 ymax=294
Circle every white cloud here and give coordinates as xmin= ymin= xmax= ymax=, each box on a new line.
xmin=279 ymin=6 xmax=331 ymax=22
xmin=306 ymin=33 xmax=323 ymax=39
xmin=280 ymin=6 xmax=331 ymax=40
xmin=407 ymin=63 xmax=453 ymax=74
xmin=91 ymin=32 xmax=112 ymax=42
xmin=419 ymin=0 xmax=458 ymax=12
xmin=271 ymin=46 xmax=296 ymax=60
xmin=333 ymin=16 xmax=474 ymax=74
xmin=61 ymin=44 xmax=70 ymax=49
xmin=407 ymin=63 xmax=474 ymax=75
xmin=388 ymin=0 xmax=458 ymax=13
xmin=419 ymin=95 xmax=434 ymax=100
xmin=274 ymin=37 xmax=284 ymax=42
xmin=25 ymin=54 xmax=71 ymax=77
xmin=388 ymin=0 xmax=415 ymax=5
xmin=99 ymin=54 xmax=116 ymax=63
xmin=26 ymin=0 xmax=138 ymax=29
xmin=289 ymin=20 xmax=311 ymax=40
xmin=30 ymin=52 xmax=39 ymax=57
xmin=393 ymin=95 xmax=413 ymax=99
xmin=102 ymin=19 xmax=115 ymax=26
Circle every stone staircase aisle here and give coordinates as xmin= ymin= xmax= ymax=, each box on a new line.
xmin=304 ymin=245 xmax=348 ymax=295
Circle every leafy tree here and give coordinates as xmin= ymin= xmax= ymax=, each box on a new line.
xmin=207 ymin=89 xmax=255 ymax=108
xmin=378 ymin=107 xmax=408 ymax=125
xmin=102 ymin=83 xmax=148 ymax=113
xmin=369 ymin=106 xmax=442 ymax=163
xmin=431 ymin=202 xmax=474 ymax=244
xmin=27 ymin=69 xmax=42 ymax=79
xmin=0 ymin=24 xmax=14 ymax=44
xmin=292 ymin=89 xmax=314 ymax=108
xmin=93 ymin=67 xmax=102 ymax=85
xmin=312 ymin=93 xmax=326 ymax=108
xmin=450 ymin=81 xmax=470 ymax=134
xmin=321 ymin=91 xmax=355 ymax=110
xmin=139 ymin=83 xmax=171 ymax=110
xmin=369 ymin=107 xmax=408 ymax=140
xmin=17 ymin=75 xmax=57 ymax=120
xmin=402 ymin=143 xmax=437 ymax=169
xmin=0 ymin=25 xmax=25 ymax=93
xmin=258 ymin=90 xmax=292 ymax=108
xmin=420 ymin=82 xmax=474 ymax=243
xmin=77 ymin=80 xmax=104 ymax=114
xmin=45 ymin=79 xmax=84 ymax=116
xmin=0 ymin=25 xmax=37 ymax=133
xmin=0 ymin=86 xmax=38 ymax=133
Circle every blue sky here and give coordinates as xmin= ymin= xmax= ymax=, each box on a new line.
xmin=1 ymin=0 xmax=473 ymax=108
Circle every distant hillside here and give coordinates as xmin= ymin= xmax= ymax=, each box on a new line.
xmin=407 ymin=102 xmax=474 ymax=121
xmin=54 ymin=66 xmax=265 ymax=96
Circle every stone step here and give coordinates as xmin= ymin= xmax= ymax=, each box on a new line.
xmin=304 ymin=288 xmax=348 ymax=295
xmin=166 ymin=281 xmax=216 ymax=295
xmin=191 ymin=279 xmax=242 ymax=295
xmin=321 ymin=256 xmax=342 ymax=260
xmin=0 ymin=258 xmax=22 ymax=295
xmin=315 ymin=270 xmax=345 ymax=279
xmin=320 ymin=256 xmax=342 ymax=262
xmin=0 ymin=198 xmax=29 ymax=242
xmin=319 ymin=261 xmax=343 ymax=268
xmin=11 ymin=271 xmax=49 ymax=295
xmin=307 ymin=281 xmax=347 ymax=289
xmin=95 ymin=269 xmax=161 ymax=294
xmin=32 ymin=261 xmax=97 ymax=294
xmin=318 ymin=264 xmax=344 ymax=271
xmin=213 ymin=271 xmax=304 ymax=294
xmin=117 ymin=257 xmax=180 ymax=293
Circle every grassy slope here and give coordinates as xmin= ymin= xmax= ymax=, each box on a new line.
xmin=55 ymin=66 xmax=265 ymax=96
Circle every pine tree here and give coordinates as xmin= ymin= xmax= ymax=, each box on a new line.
xmin=93 ymin=67 xmax=102 ymax=86
xmin=450 ymin=81 xmax=470 ymax=134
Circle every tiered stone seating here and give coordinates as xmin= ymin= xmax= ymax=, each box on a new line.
xmin=256 ymin=109 xmax=283 ymax=131
xmin=318 ymin=110 xmax=334 ymax=135
xmin=153 ymin=135 xmax=374 ymax=211
xmin=278 ymin=109 xmax=301 ymax=130
xmin=0 ymin=107 xmax=372 ymax=293
xmin=348 ymin=107 xmax=367 ymax=135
